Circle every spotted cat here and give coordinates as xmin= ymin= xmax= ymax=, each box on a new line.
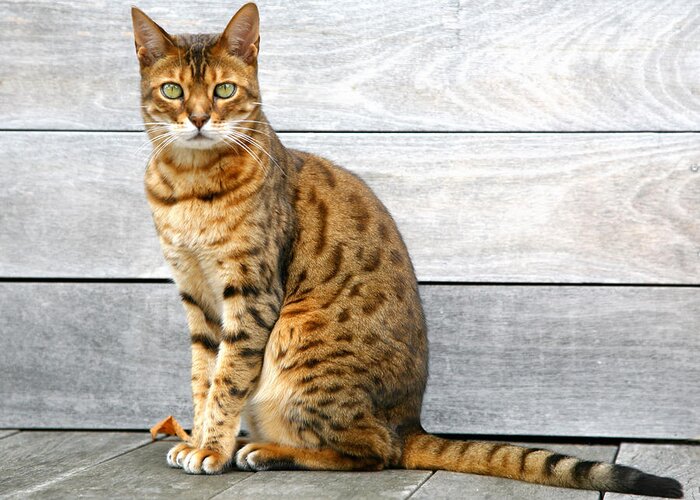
xmin=131 ymin=4 xmax=683 ymax=497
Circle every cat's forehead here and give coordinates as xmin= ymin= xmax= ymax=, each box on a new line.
xmin=172 ymin=33 xmax=219 ymax=80
xmin=148 ymin=33 xmax=251 ymax=85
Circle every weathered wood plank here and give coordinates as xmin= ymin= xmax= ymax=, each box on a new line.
xmin=25 ymin=440 xmax=252 ymax=499
xmin=0 ymin=283 xmax=697 ymax=438
xmin=421 ymin=285 xmax=700 ymax=438
xmin=411 ymin=443 xmax=616 ymax=499
xmin=212 ymin=470 xmax=432 ymax=499
xmin=0 ymin=430 xmax=19 ymax=439
xmin=606 ymin=444 xmax=700 ymax=500
xmin=0 ymin=431 xmax=151 ymax=496
xmin=0 ymin=284 xmax=191 ymax=429
xmin=3 ymin=1 xmax=700 ymax=131
xmin=1 ymin=132 xmax=698 ymax=283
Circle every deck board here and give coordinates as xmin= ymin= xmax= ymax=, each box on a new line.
xmin=24 ymin=440 xmax=252 ymax=499
xmin=3 ymin=0 xmax=700 ymax=131
xmin=0 ymin=430 xmax=19 ymax=439
xmin=605 ymin=443 xmax=700 ymax=500
xmin=1 ymin=283 xmax=697 ymax=439
xmin=0 ymin=433 xmax=693 ymax=499
xmin=411 ymin=443 xmax=617 ymax=499
xmin=212 ymin=470 xmax=432 ymax=499
xmin=0 ymin=432 xmax=150 ymax=496
xmin=2 ymin=132 xmax=698 ymax=283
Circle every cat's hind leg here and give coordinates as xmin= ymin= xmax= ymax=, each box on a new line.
xmin=235 ymin=442 xmax=384 ymax=471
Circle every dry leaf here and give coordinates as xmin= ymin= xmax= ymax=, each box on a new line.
xmin=150 ymin=415 xmax=190 ymax=442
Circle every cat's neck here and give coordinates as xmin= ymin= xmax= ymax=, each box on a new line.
xmin=147 ymin=120 xmax=294 ymax=204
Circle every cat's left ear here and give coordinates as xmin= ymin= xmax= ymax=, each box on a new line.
xmin=217 ymin=2 xmax=260 ymax=64
xmin=131 ymin=7 xmax=176 ymax=66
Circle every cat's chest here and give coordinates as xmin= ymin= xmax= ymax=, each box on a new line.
xmin=150 ymin=199 xmax=231 ymax=250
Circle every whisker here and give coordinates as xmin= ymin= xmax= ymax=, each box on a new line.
xmin=228 ymin=130 xmax=286 ymax=178
xmin=148 ymin=133 xmax=178 ymax=162
xmin=234 ymin=119 xmax=273 ymax=126
xmin=135 ymin=131 xmax=170 ymax=155
xmin=251 ymin=102 xmax=281 ymax=110
xmin=231 ymin=126 xmax=272 ymax=138
xmin=222 ymin=135 xmax=268 ymax=176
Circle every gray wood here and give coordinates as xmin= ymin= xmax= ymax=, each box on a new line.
xmin=212 ymin=470 xmax=432 ymax=499
xmin=421 ymin=285 xmax=700 ymax=438
xmin=412 ymin=443 xmax=617 ymax=499
xmin=2 ymin=132 xmax=699 ymax=283
xmin=0 ymin=430 xmax=18 ymax=439
xmin=3 ymin=1 xmax=700 ymax=131
xmin=23 ymin=440 xmax=252 ymax=499
xmin=0 ymin=283 xmax=191 ymax=429
xmin=1 ymin=283 xmax=697 ymax=439
xmin=0 ymin=431 xmax=150 ymax=496
xmin=606 ymin=444 xmax=700 ymax=500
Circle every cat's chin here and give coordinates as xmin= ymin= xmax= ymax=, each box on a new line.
xmin=175 ymin=137 xmax=221 ymax=151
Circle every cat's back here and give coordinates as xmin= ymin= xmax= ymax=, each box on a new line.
xmin=288 ymin=148 xmax=410 ymax=274
xmin=283 ymin=147 xmax=428 ymax=358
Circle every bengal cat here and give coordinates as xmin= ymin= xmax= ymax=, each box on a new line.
xmin=131 ymin=4 xmax=683 ymax=497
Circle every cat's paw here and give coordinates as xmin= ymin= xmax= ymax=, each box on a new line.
xmin=235 ymin=442 xmax=295 ymax=471
xmin=166 ymin=443 xmax=195 ymax=468
xmin=181 ymin=447 xmax=229 ymax=474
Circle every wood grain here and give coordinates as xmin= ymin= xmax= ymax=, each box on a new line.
xmin=1 ymin=132 xmax=698 ymax=283
xmin=412 ymin=444 xmax=617 ymax=499
xmin=1 ymin=283 xmax=697 ymax=439
xmin=0 ymin=431 xmax=150 ymax=495
xmin=606 ymin=444 xmax=700 ymax=500
xmin=0 ymin=430 xmax=19 ymax=439
xmin=421 ymin=285 xmax=700 ymax=439
xmin=3 ymin=1 xmax=700 ymax=131
xmin=212 ymin=470 xmax=432 ymax=499
xmin=24 ymin=440 xmax=253 ymax=499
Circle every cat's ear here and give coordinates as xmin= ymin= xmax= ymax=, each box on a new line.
xmin=217 ymin=2 xmax=260 ymax=64
xmin=131 ymin=7 xmax=176 ymax=66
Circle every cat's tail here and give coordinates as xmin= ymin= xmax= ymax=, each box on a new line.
xmin=399 ymin=432 xmax=683 ymax=498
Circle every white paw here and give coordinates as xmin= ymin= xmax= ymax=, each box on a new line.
xmin=235 ymin=443 xmax=259 ymax=471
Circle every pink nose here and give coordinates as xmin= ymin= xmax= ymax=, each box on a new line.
xmin=189 ymin=113 xmax=210 ymax=129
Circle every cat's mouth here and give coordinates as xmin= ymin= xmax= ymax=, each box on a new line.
xmin=188 ymin=131 xmax=210 ymax=140
xmin=179 ymin=130 xmax=219 ymax=150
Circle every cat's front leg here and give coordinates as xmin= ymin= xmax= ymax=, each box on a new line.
xmin=179 ymin=285 xmax=276 ymax=474
xmin=159 ymin=247 xmax=222 ymax=468
xmin=165 ymin=290 xmax=221 ymax=468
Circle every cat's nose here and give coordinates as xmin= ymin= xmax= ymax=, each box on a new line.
xmin=189 ymin=113 xmax=210 ymax=129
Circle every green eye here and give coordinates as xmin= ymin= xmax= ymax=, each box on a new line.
xmin=214 ymin=83 xmax=236 ymax=99
xmin=161 ymin=83 xmax=183 ymax=99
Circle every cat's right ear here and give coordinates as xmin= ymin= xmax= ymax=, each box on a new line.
xmin=131 ymin=7 xmax=175 ymax=66
xmin=217 ymin=3 xmax=260 ymax=64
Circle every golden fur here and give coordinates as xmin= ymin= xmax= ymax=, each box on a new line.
xmin=130 ymin=4 xmax=682 ymax=497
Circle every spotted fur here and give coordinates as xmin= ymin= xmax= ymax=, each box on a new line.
xmin=131 ymin=4 xmax=683 ymax=497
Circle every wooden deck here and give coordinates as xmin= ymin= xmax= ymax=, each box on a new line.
xmin=1 ymin=431 xmax=697 ymax=499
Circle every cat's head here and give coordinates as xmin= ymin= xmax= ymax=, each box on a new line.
xmin=131 ymin=3 xmax=261 ymax=151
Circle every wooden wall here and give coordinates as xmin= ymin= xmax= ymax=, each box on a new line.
xmin=0 ymin=0 xmax=698 ymax=439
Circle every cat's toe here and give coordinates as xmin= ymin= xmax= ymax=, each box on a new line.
xmin=234 ymin=443 xmax=260 ymax=471
xmin=182 ymin=448 xmax=227 ymax=475
xmin=234 ymin=443 xmax=296 ymax=471
xmin=167 ymin=443 xmax=193 ymax=468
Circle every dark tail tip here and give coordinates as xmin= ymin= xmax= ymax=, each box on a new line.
xmin=615 ymin=465 xmax=684 ymax=498
xmin=633 ymin=474 xmax=684 ymax=498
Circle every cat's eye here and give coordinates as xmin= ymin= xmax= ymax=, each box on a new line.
xmin=214 ymin=83 xmax=236 ymax=99
xmin=161 ymin=83 xmax=183 ymax=99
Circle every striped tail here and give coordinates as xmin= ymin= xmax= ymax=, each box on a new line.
xmin=399 ymin=433 xmax=683 ymax=498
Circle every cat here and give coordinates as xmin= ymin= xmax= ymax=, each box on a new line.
xmin=131 ymin=3 xmax=683 ymax=497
